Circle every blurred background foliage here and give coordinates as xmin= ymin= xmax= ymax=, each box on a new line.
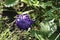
xmin=0 ymin=0 xmax=60 ymax=40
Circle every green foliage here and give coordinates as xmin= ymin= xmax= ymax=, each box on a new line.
xmin=40 ymin=19 xmax=57 ymax=37
xmin=4 ymin=0 xmax=19 ymax=7
xmin=21 ymin=0 xmax=40 ymax=7
xmin=0 ymin=0 xmax=60 ymax=40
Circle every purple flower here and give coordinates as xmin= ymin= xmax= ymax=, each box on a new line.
xmin=15 ymin=14 xmax=34 ymax=30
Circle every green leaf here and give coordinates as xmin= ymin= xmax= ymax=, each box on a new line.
xmin=17 ymin=12 xmax=22 ymax=14
xmin=49 ymin=33 xmax=58 ymax=40
xmin=17 ymin=10 xmax=34 ymax=14
xmin=40 ymin=19 xmax=57 ymax=37
xmin=45 ymin=1 xmax=52 ymax=6
xmin=40 ymin=21 xmax=50 ymax=34
xmin=35 ymin=33 xmax=45 ymax=40
xmin=4 ymin=0 xmax=19 ymax=7
xmin=30 ymin=30 xmax=46 ymax=40
xmin=44 ymin=7 xmax=58 ymax=21
xmin=48 ymin=19 xmax=57 ymax=37
xmin=59 ymin=19 xmax=60 ymax=27
xmin=21 ymin=0 xmax=40 ymax=7
xmin=54 ymin=33 xmax=60 ymax=40
xmin=0 ymin=21 xmax=3 ymax=28
xmin=39 ymin=2 xmax=46 ymax=9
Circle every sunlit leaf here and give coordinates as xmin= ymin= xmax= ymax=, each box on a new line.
xmin=40 ymin=19 xmax=57 ymax=37
xmin=35 ymin=33 xmax=45 ymax=40
xmin=21 ymin=0 xmax=40 ymax=7
xmin=4 ymin=0 xmax=19 ymax=7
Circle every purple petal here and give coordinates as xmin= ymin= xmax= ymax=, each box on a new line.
xmin=15 ymin=14 xmax=34 ymax=30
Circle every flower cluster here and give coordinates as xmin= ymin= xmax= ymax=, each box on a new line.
xmin=16 ymin=14 xmax=34 ymax=30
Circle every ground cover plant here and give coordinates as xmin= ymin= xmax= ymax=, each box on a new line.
xmin=0 ymin=0 xmax=60 ymax=40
